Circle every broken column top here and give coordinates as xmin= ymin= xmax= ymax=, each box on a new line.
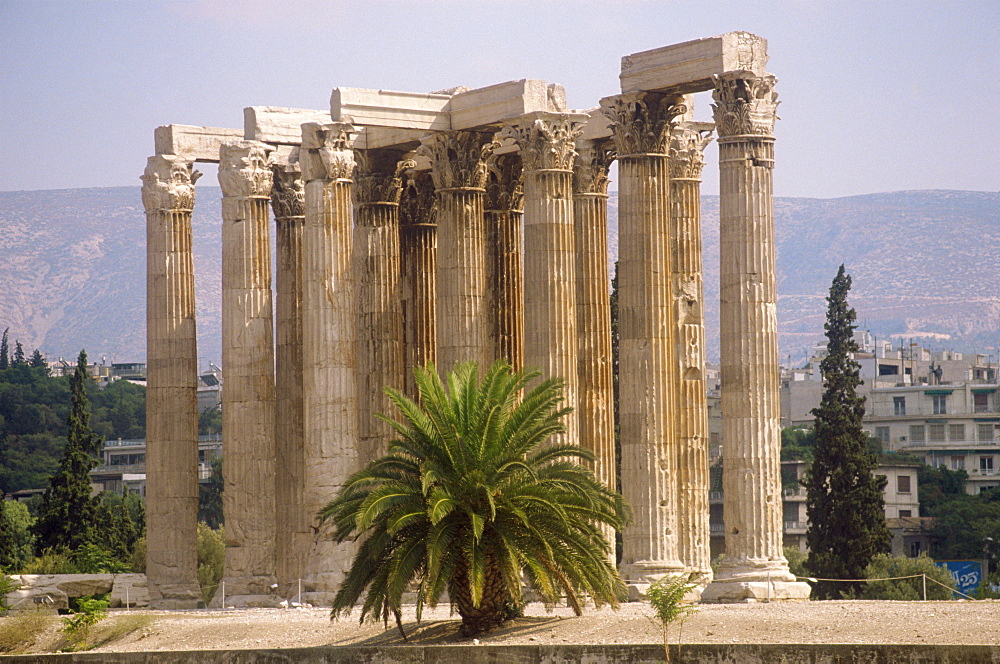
xmin=620 ymin=31 xmax=768 ymax=94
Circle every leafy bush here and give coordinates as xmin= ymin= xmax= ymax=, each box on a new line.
xmin=197 ymin=523 xmax=225 ymax=604
xmin=20 ymin=549 xmax=78 ymax=574
xmin=0 ymin=575 xmax=20 ymax=615
xmin=858 ymin=554 xmax=955 ymax=600
xmin=60 ymin=594 xmax=109 ymax=651
xmin=130 ymin=536 xmax=146 ymax=573
xmin=71 ymin=543 xmax=129 ymax=574
xmin=0 ymin=501 xmax=35 ymax=572
xmin=647 ymin=574 xmax=699 ymax=663
xmin=784 ymin=547 xmax=808 ymax=578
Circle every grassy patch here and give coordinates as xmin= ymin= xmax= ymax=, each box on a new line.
xmin=86 ymin=613 xmax=154 ymax=649
xmin=0 ymin=610 xmax=57 ymax=653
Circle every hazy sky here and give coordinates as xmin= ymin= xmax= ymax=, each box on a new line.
xmin=2 ymin=0 xmax=997 ymax=198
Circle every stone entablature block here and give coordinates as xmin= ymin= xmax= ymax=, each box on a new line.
xmin=620 ymin=31 xmax=768 ymax=95
xmin=155 ymin=124 xmax=243 ymax=162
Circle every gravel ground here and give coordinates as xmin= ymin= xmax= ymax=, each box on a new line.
xmin=21 ymin=599 xmax=985 ymax=653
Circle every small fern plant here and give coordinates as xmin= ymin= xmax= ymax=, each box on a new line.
xmin=646 ymin=573 xmax=700 ymax=663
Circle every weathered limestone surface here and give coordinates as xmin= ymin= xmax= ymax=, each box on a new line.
xmin=484 ymin=153 xmax=524 ymax=370
xmin=5 ymin=574 xmax=149 ymax=611
xmin=602 ymin=92 xmax=688 ymax=582
xmin=217 ymin=141 xmax=279 ymax=607
xmin=620 ymin=32 xmax=769 ymax=95
xmin=142 ymin=155 xmax=202 ymax=609
xmin=420 ymin=130 xmax=496 ymax=373
xmin=702 ymin=71 xmax=809 ymax=603
xmin=299 ymin=122 xmax=359 ymax=602
xmin=271 ymin=157 xmax=307 ymax=593
xmin=669 ymin=123 xmax=715 ymax=586
xmin=399 ymin=171 xmax=437 ymax=397
xmin=353 ymin=149 xmax=411 ymax=464
xmin=154 ymin=125 xmax=243 ymax=162
xmin=504 ymin=113 xmax=584 ymax=448
xmin=572 ymin=140 xmax=616 ymax=493
xmin=245 ymin=107 xmax=330 ymax=145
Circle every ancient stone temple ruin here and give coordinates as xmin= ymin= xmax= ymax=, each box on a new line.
xmin=141 ymin=32 xmax=810 ymax=608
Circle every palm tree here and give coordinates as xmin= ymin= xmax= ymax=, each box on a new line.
xmin=320 ymin=360 xmax=629 ymax=637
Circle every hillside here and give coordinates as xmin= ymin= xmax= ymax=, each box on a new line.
xmin=0 ymin=187 xmax=996 ymax=366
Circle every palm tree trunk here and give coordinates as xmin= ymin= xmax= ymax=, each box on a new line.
xmin=451 ymin=554 xmax=516 ymax=635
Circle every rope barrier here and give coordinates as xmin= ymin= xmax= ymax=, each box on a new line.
xmin=794 ymin=573 xmax=980 ymax=601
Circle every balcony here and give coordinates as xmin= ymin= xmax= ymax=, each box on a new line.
xmin=710 ymin=523 xmax=724 ymax=534
xmin=709 ymin=491 xmax=723 ymax=501
xmin=784 ymin=521 xmax=808 ymax=534
xmin=783 ymin=487 xmax=807 ymax=498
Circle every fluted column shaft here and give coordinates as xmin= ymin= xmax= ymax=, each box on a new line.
xmin=703 ymin=71 xmax=808 ymax=602
xmin=669 ymin=125 xmax=714 ymax=580
xmin=271 ymin=161 xmax=306 ymax=592
xmin=485 ymin=154 xmax=524 ymax=370
xmin=299 ymin=122 xmax=358 ymax=598
xmin=572 ymin=141 xmax=615 ymax=492
xmin=602 ymin=93 xmax=687 ymax=580
xmin=354 ymin=151 xmax=409 ymax=465
xmin=420 ymin=131 xmax=496 ymax=373
xmin=504 ymin=113 xmax=584 ymax=449
xmin=399 ymin=172 xmax=437 ymax=397
xmin=142 ymin=155 xmax=202 ymax=609
xmin=218 ymin=141 xmax=277 ymax=603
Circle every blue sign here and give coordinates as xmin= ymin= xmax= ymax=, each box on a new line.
xmin=935 ymin=560 xmax=983 ymax=597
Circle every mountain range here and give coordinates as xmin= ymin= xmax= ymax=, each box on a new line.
xmin=1 ymin=187 xmax=997 ymax=367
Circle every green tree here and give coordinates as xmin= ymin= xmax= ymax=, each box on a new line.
xmin=858 ymin=554 xmax=955 ymax=600
xmin=91 ymin=490 xmax=145 ymax=563
xmin=805 ymin=266 xmax=890 ymax=599
xmin=321 ymin=361 xmax=628 ymax=637
xmin=12 ymin=342 xmax=25 ymax=366
xmin=29 ymin=349 xmax=46 ymax=370
xmin=198 ymin=457 xmax=224 ymax=528
xmin=918 ymin=464 xmax=968 ymax=516
xmin=0 ymin=500 xmax=35 ymax=571
xmin=781 ymin=426 xmax=816 ymax=462
xmin=0 ymin=328 xmax=8 ymax=371
xmin=930 ymin=492 xmax=1000 ymax=560
xmin=31 ymin=350 xmax=103 ymax=553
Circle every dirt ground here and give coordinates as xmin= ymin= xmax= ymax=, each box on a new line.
xmin=7 ymin=599 xmax=999 ymax=654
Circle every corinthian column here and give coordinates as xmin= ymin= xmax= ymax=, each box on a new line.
xmin=217 ymin=141 xmax=278 ymax=606
xmin=271 ymin=157 xmax=307 ymax=594
xmin=419 ymin=131 xmax=496 ymax=373
xmin=668 ymin=124 xmax=715 ymax=586
xmin=702 ymin=71 xmax=810 ymax=602
xmin=601 ymin=92 xmax=687 ymax=582
xmin=399 ymin=171 xmax=437 ymax=398
xmin=142 ymin=155 xmax=202 ymax=609
xmin=504 ymin=113 xmax=585 ymax=448
xmin=299 ymin=122 xmax=358 ymax=601
xmin=354 ymin=150 xmax=411 ymax=465
xmin=572 ymin=140 xmax=615 ymax=492
xmin=484 ymin=153 xmax=524 ymax=370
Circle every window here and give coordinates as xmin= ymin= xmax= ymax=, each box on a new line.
xmin=897 ymin=475 xmax=911 ymax=493
xmin=893 ymin=396 xmax=906 ymax=416
xmin=951 ymin=455 xmax=965 ymax=471
xmin=879 ymin=363 xmax=900 ymax=376
xmin=910 ymin=541 xmax=922 ymax=557
xmin=974 ymin=393 xmax=989 ymax=413
xmin=979 ymin=423 xmax=994 ymax=442
xmin=949 ymin=423 xmax=965 ymax=442
xmin=929 ymin=424 xmax=946 ymax=442
xmin=981 ymin=456 xmax=995 ymax=472
xmin=909 ymin=425 xmax=925 ymax=442
xmin=932 ymin=394 xmax=948 ymax=415
xmin=899 ymin=510 xmax=912 ymax=518
xmin=875 ymin=427 xmax=890 ymax=445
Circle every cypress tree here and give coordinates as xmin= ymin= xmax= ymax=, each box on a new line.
xmin=32 ymin=350 xmax=104 ymax=553
xmin=805 ymin=265 xmax=890 ymax=599
xmin=12 ymin=341 xmax=25 ymax=366
xmin=29 ymin=349 xmax=46 ymax=369
xmin=0 ymin=328 xmax=8 ymax=371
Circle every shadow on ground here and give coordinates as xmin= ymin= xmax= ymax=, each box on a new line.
xmin=329 ymin=616 xmax=565 ymax=646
